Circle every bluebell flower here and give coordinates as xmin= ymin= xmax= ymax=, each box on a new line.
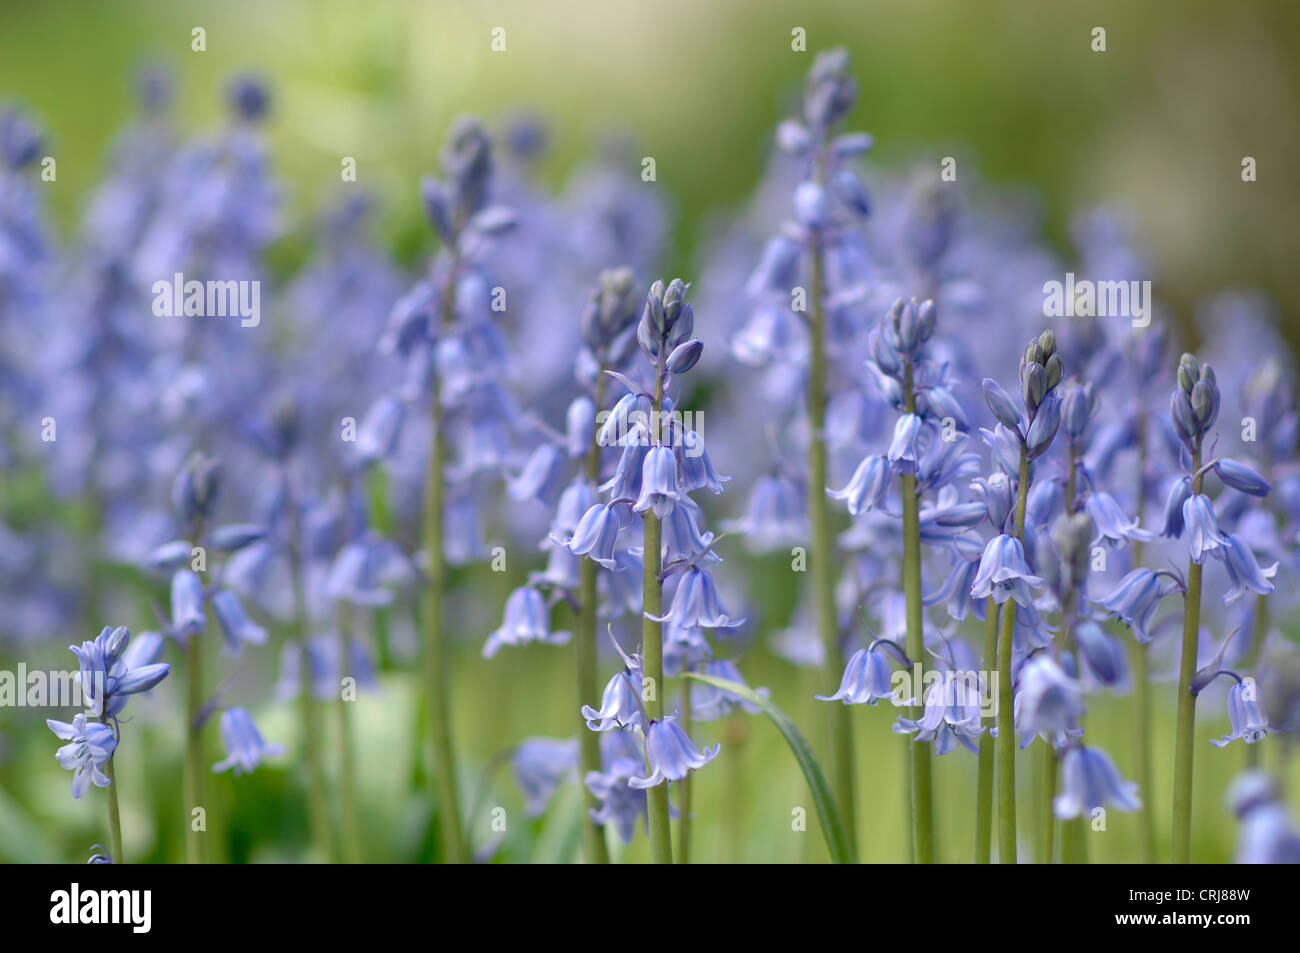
xmin=661 ymin=498 xmax=720 ymax=565
xmin=1182 ymin=493 xmax=1226 ymax=563
xmin=582 ymin=669 xmax=646 ymax=732
xmin=817 ymin=644 xmax=898 ymax=705
xmin=1229 ymin=771 xmax=1300 ymax=864
xmin=1053 ymin=745 xmax=1140 ymax=819
xmin=723 ymin=472 xmax=805 ymax=551
xmin=1095 ymin=568 xmax=1172 ymax=644
xmin=1160 ymin=476 xmax=1191 ymax=537
xmin=1085 ymin=491 xmax=1151 ymax=545
xmin=923 ymin=553 xmax=981 ymax=621
xmin=691 ymin=659 xmax=767 ymax=720
xmin=71 ymin=626 xmax=170 ymax=719
xmin=562 ymin=503 xmax=623 ymax=568
xmin=508 ymin=443 xmax=566 ymax=506
xmin=47 ymin=713 xmax=117 ymax=799
xmin=86 ymin=845 xmax=113 ymax=864
xmin=585 ymin=731 xmax=648 ymax=844
xmin=677 ymin=432 xmax=728 ymax=494
xmin=1219 ymin=533 xmax=1277 ymax=604
xmin=1214 ymin=458 xmax=1270 ymax=497
xmin=887 ymin=413 xmax=925 ymax=474
xmin=326 ymin=534 xmax=406 ymax=606
xmin=634 ymin=445 xmax=683 ymax=518
xmin=512 ymin=737 xmax=578 ymax=817
xmin=483 ymin=586 xmax=570 ymax=658
xmin=894 ymin=671 xmax=985 ymax=754
xmin=212 ymin=707 xmax=284 ymax=775
xmin=210 ymin=590 xmax=267 ymax=654
xmin=828 ymin=454 xmax=890 ymax=516
xmin=1211 ymin=679 xmax=1268 ymax=747
xmin=169 ymin=568 xmax=205 ymax=638
xmin=970 ymin=534 xmax=1044 ymax=606
xmin=1014 ymin=653 xmax=1084 ymax=745
xmin=972 ymin=473 xmax=1014 ymax=533
xmin=1073 ymin=620 xmax=1127 ymax=687
xmin=599 ymin=441 xmax=648 ymax=501
xmin=647 ymin=567 xmax=745 ymax=629
xmin=628 ymin=718 xmax=719 ymax=788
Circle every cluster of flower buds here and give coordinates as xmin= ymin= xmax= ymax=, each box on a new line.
xmin=578 ymin=266 xmax=640 ymax=373
xmin=171 ymin=451 xmax=221 ymax=533
xmin=638 ymin=277 xmax=702 ymax=374
xmin=1170 ymin=352 xmax=1220 ymax=453
xmin=983 ymin=329 xmax=1066 ymax=461
xmin=420 ymin=117 xmax=516 ymax=244
xmin=871 ymin=296 xmax=937 ymax=376
xmin=802 ymin=47 xmax=858 ymax=134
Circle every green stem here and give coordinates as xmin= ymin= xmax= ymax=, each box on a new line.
xmin=1171 ymin=448 xmax=1204 ymax=864
xmin=807 ymin=185 xmax=857 ymax=853
xmin=576 ymin=376 xmax=611 ymax=865
xmin=678 ymin=679 xmax=693 ymax=864
xmin=643 ymin=374 xmax=673 ymax=865
xmin=424 ymin=254 xmax=468 ymax=864
xmin=997 ymin=445 xmax=1031 ymax=863
xmin=975 ymin=598 xmax=1000 ymax=862
xmin=184 ymin=633 xmax=205 ymax=864
xmin=335 ymin=602 xmax=363 ymax=863
xmin=900 ymin=364 xmax=934 ymax=864
xmin=101 ymin=717 xmax=124 ymax=865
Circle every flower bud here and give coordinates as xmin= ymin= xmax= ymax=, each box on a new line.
xmin=983 ymin=378 xmax=1022 ymax=430
xmin=1044 ymin=352 xmax=1064 ymax=392
xmin=1021 ymin=362 xmax=1047 ymax=413
xmin=1170 ymin=390 xmax=1197 ymax=444
xmin=1026 ymin=392 xmax=1061 ymax=459
xmin=1063 ymin=385 xmax=1090 ymax=441
xmin=1178 ymin=353 xmax=1199 ymax=395
xmin=662 ymin=278 xmax=688 ymax=325
xmin=665 ymin=339 xmax=704 ymax=374
xmin=172 ymin=452 xmax=222 ymax=526
xmin=1190 ymin=377 xmax=1219 ymax=431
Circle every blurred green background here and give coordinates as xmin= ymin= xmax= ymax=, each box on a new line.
xmin=3 ymin=0 xmax=1299 ymax=334
xmin=2 ymin=0 xmax=1298 ymax=863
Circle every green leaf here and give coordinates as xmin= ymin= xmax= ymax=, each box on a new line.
xmin=684 ymin=672 xmax=856 ymax=864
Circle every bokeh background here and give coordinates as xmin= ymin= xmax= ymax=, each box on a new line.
xmin=1 ymin=0 xmax=1298 ymax=863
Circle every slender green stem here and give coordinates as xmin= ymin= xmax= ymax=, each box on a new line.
xmin=576 ymin=376 xmax=611 ymax=865
xmin=900 ymin=364 xmax=934 ymax=863
xmin=643 ymin=373 xmax=673 ymax=864
xmin=335 ymin=602 xmax=363 ymax=863
xmin=997 ymin=445 xmax=1031 ymax=863
xmin=975 ymin=598 xmax=1000 ymax=862
xmin=101 ymin=716 xmax=124 ymax=865
xmin=184 ymin=632 xmax=205 ymax=864
xmin=1171 ymin=447 xmax=1204 ymax=864
xmin=1041 ymin=747 xmax=1057 ymax=863
xmin=424 ymin=253 xmax=468 ymax=864
xmin=807 ymin=182 xmax=857 ymax=853
xmin=678 ymin=679 xmax=693 ymax=864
